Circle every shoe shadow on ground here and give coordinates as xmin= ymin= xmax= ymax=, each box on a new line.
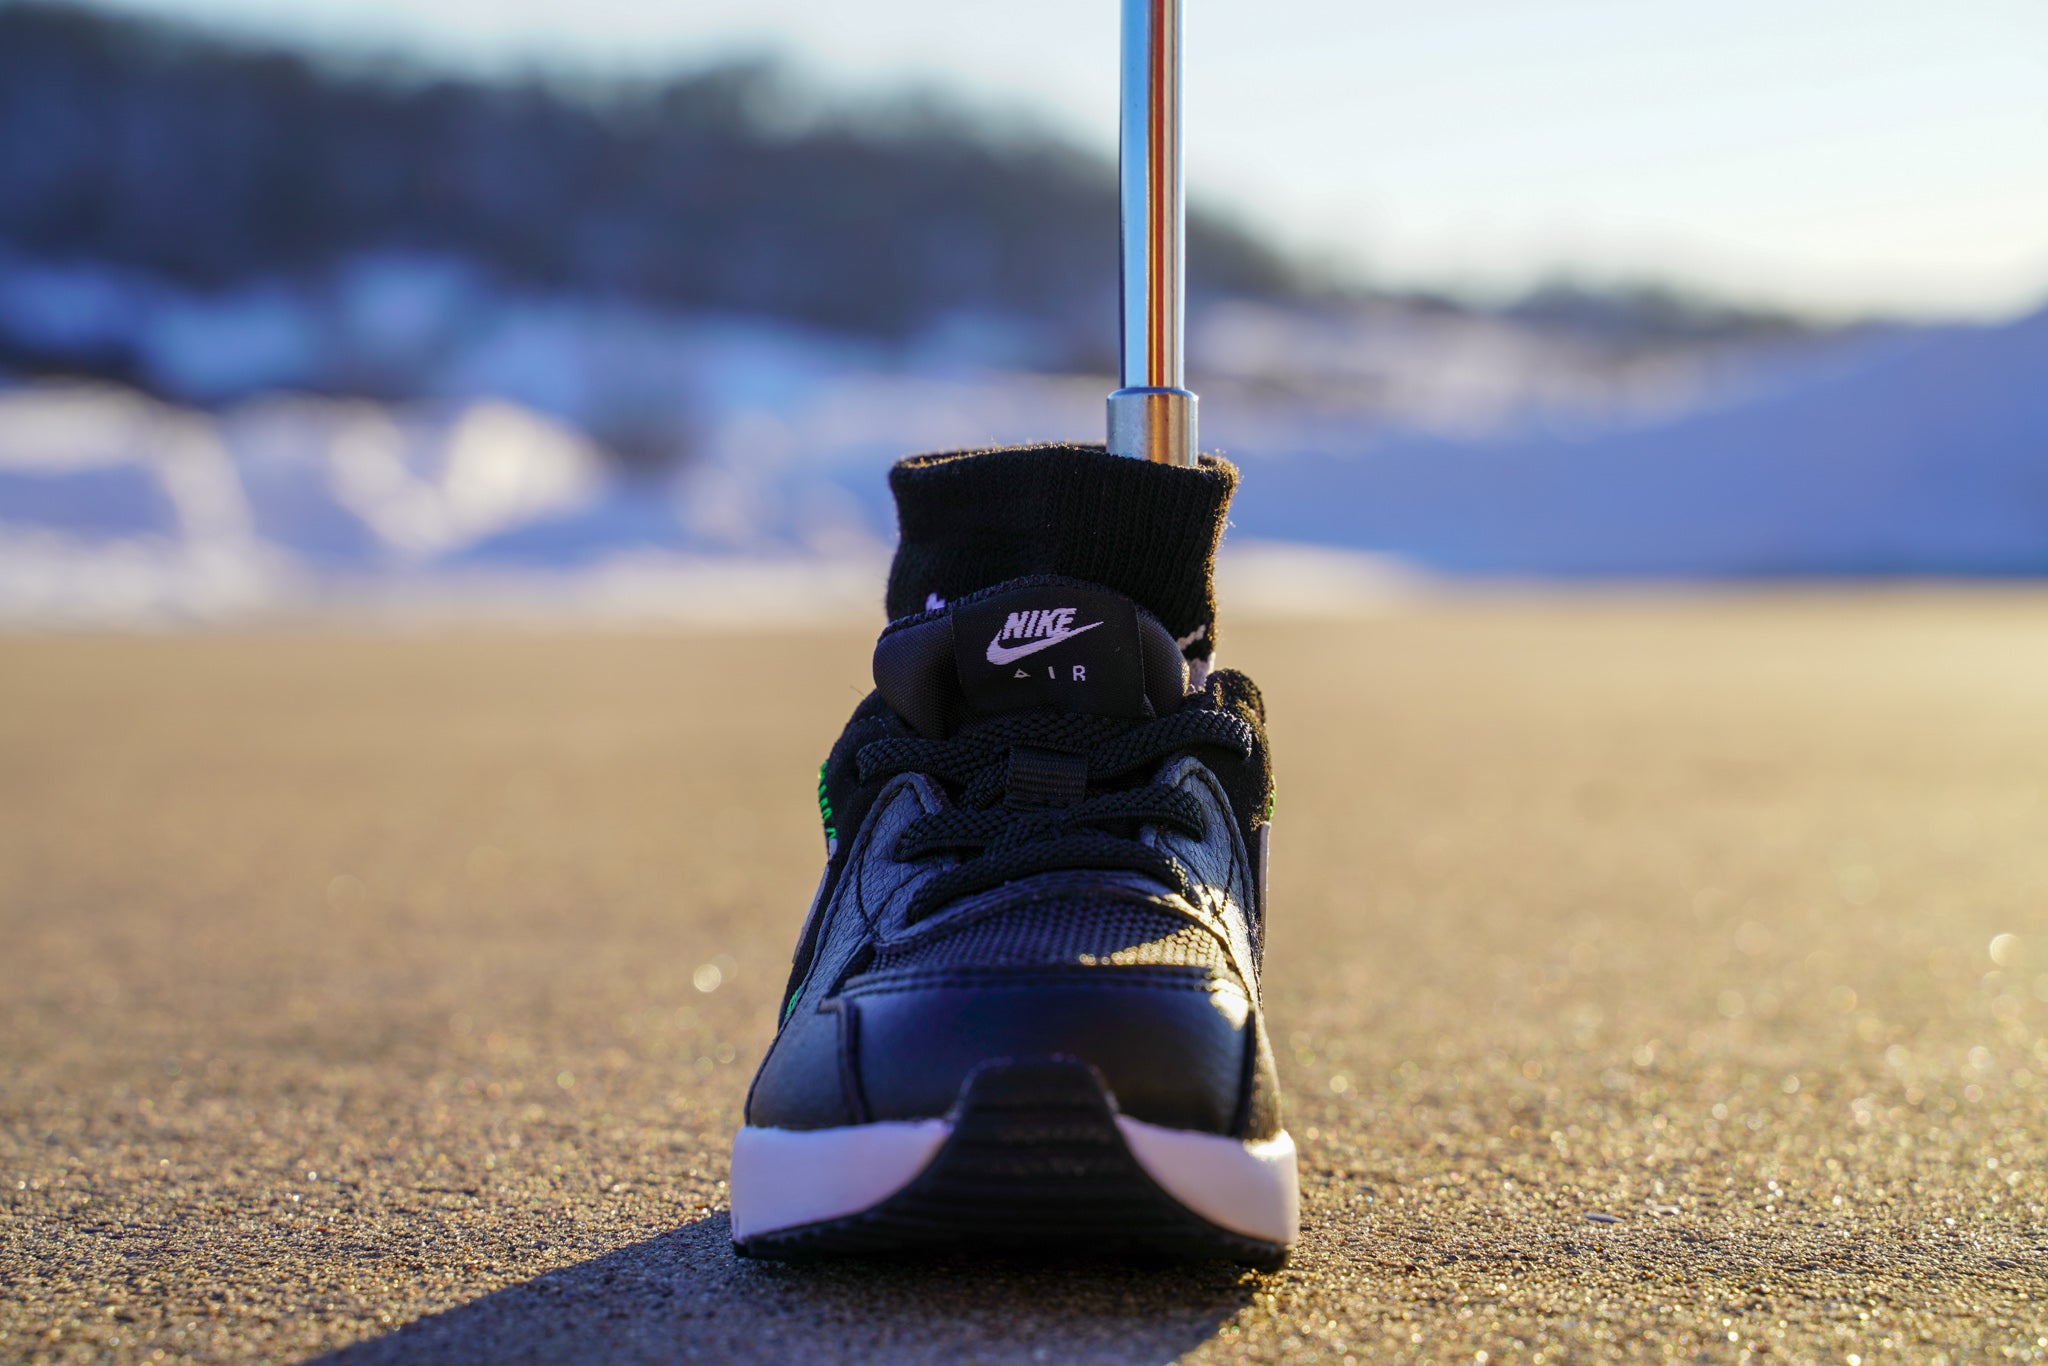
xmin=311 ymin=1213 xmax=1264 ymax=1365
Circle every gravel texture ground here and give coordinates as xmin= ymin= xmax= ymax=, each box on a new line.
xmin=3 ymin=595 xmax=2047 ymax=1364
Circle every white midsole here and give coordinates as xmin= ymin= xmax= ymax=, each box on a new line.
xmin=729 ymin=1117 xmax=1299 ymax=1246
xmin=728 ymin=1119 xmax=951 ymax=1243
xmin=1117 ymin=1118 xmax=1300 ymax=1246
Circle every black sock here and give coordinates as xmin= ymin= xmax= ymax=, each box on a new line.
xmin=884 ymin=443 xmax=1237 ymax=662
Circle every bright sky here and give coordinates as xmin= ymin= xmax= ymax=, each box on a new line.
xmin=115 ymin=0 xmax=2048 ymax=320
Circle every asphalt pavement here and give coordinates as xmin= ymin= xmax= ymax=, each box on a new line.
xmin=4 ymin=594 xmax=2047 ymax=1363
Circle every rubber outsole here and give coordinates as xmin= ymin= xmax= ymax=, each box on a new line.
xmin=731 ymin=1057 xmax=1290 ymax=1268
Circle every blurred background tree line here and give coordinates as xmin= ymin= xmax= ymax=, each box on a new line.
xmin=0 ymin=1 xmax=1816 ymax=400
xmin=0 ymin=2 xmax=1307 ymax=378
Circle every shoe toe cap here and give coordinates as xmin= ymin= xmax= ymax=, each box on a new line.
xmin=842 ymin=964 xmax=1253 ymax=1135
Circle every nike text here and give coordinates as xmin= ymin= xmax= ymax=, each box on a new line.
xmin=984 ymin=608 xmax=1103 ymax=667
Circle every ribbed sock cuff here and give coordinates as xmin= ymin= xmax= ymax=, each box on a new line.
xmin=884 ymin=443 xmax=1237 ymax=659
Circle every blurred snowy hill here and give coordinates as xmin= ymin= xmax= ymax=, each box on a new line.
xmin=1233 ymin=310 xmax=2048 ymax=578
xmin=3 ymin=301 xmax=2041 ymax=623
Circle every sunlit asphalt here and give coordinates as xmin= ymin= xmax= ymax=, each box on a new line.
xmin=4 ymin=596 xmax=2046 ymax=1363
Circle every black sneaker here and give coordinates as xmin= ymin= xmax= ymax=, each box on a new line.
xmin=730 ymin=445 xmax=1295 ymax=1265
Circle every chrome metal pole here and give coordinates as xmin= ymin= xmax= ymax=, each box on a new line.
xmin=1107 ymin=0 xmax=1198 ymax=465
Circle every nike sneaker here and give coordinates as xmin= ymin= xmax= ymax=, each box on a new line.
xmin=729 ymin=445 xmax=1296 ymax=1264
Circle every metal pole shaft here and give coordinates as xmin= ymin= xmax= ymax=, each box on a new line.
xmin=1107 ymin=0 xmax=1198 ymax=465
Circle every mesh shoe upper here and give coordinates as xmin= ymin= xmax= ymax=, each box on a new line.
xmin=868 ymin=897 xmax=1230 ymax=976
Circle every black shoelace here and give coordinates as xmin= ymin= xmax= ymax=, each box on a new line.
xmin=856 ymin=705 xmax=1254 ymax=922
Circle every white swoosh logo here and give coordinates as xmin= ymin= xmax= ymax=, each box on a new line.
xmin=985 ymin=620 xmax=1103 ymax=666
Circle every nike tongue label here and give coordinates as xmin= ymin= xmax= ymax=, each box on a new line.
xmin=984 ymin=613 xmax=1103 ymax=666
xmin=953 ymin=586 xmax=1147 ymax=719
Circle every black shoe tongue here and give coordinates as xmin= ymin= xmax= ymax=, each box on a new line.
xmin=873 ymin=581 xmax=1188 ymax=738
